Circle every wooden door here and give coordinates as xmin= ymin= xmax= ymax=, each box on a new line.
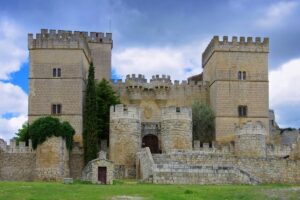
xmin=98 ymin=167 xmax=107 ymax=184
xmin=142 ymin=134 xmax=159 ymax=153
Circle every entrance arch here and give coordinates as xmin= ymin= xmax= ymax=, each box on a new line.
xmin=142 ymin=134 xmax=159 ymax=153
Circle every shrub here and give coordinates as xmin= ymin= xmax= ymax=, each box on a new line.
xmin=18 ymin=116 xmax=75 ymax=150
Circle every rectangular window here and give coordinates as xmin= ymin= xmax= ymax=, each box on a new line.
xmin=238 ymin=71 xmax=246 ymax=80
xmin=238 ymin=105 xmax=247 ymax=117
xmin=53 ymin=68 xmax=61 ymax=77
xmin=52 ymin=104 xmax=62 ymax=115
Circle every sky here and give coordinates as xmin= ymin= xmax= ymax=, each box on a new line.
xmin=0 ymin=0 xmax=300 ymax=141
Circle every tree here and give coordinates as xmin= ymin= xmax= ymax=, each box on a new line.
xmin=96 ymin=79 xmax=120 ymax=143
xmin=192 ymin=102 xmax=215 ymax=142
xmin=83 ymin=63 xmax=99 ymax=164
xmin=16 ymin=116 xmax=75 ymax=150
xmin=15 ymin=122 xmax=30 ymax=145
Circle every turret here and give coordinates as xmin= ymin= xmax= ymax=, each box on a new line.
xmin=235 ymin=121 xmax=266 ymax=157
xmin=109 ymin=104 xmax=141 ymax=178
xmin=150 ymin=75 xmax=172 ymax=103
xmin=161 ymin=106 xmax=192 ymax=152
xmin=125 ymin=74 xmax=147 ymax=102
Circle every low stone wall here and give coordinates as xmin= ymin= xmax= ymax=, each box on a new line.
xmin=136 ymin=147 xmax=154 ymax=181
xmin=152 ymin=164 xmax=258 ymax=184
xmin=0 ymin=150 xmax=36 ymax=181
xmin=151 ymin=152 xmax=300 ymax=184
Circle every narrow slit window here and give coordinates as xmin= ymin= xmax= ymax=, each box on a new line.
xmin=57 ymin=68 xmax=61 ymax=77
xmin=53 ymin=68 xmax=57 ymax=77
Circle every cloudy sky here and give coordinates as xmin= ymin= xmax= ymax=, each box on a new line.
xmin=0 ymin=0 xmax=299 ymax=141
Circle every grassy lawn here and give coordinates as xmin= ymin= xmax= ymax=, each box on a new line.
xmin=0 ymin=180 xmax=299 ymax=200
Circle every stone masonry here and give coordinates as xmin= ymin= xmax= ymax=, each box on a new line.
xmin=28 ymin=29 xmax=112 ymax=145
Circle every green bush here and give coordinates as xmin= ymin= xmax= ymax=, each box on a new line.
xmin=16 ymin=116 xmax=75 ymax=150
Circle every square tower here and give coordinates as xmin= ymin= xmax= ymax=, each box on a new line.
xmin=28 ymin=29 xmax=112 ymax=144
xmin=202 ymin=36 xmax=269 ymax=143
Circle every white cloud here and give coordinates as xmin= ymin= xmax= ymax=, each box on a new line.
xmin=0 ymin=81 xmax=28 ymax=142
xmin=0 ymin=115 xmax=27 ymax=142
xmin=270 ymin=58 xmax=300 ymax=127
xmin=0 ymin=18 xmax=27 ymax=80
xmin=270 ymin=58 xmax=300 ymax=107
xmin=257 ymin=1 xmax=298 ymax=28
xmin=0 ymin=82 xmax=28 ymax=116
xmin=112 ymin=39 xmax=209 ymax=81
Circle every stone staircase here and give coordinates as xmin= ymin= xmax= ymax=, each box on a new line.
xmin=150 ymin=154 xmax=260 ymax=184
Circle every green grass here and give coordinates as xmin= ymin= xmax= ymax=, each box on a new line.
xmin=0 ymin=181 xmax=299 ymax=200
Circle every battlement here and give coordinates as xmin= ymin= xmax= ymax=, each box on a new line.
xmin=202 ymin=36 xmax=269 ymax=67
xmin=150 ymin=74 xmax=171 ymax=82
xmin=0 ymin=138 xmax=34 ymax=153
xmin=235 ymin=121 xmax=266 ymax=136
xmin=125 ymin=74 xmax=147 ymax=88
xmin=110 ymin=104 xmax=140 ymax=120
xmin=28 ymin=29 xmax=113 ymax=62
xmin=161 ymin=106 xmax=192 ymax=120
xmin=29 ymin=29 xmax=112 ymax=43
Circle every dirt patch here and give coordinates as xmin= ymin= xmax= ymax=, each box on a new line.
xmin=263 ymin=187 xmax=300 ymax=200
xmin=111 ymin=196 xmax=145 ymax=200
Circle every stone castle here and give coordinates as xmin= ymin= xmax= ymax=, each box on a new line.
xmin=0 ymin=29 xmax=299 ymax=184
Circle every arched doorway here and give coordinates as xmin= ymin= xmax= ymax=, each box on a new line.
xmin=142 ymin=134 xmax=159 ymax=153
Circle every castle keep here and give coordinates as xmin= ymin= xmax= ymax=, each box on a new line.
xmin=0 ymin=29 xmax=299 ymax=184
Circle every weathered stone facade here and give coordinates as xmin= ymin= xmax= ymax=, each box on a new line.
xmin=0 ymin=137 xmax=74 ymax=181
xmin=35 ymin=136 xmax=70 ymax=181
xmin=161 ymin=107 xmax=192 ymax=152
xmin=235 ymin=121 xmax=266 ymax=157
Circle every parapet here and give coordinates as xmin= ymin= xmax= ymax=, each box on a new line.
xmin=202 ymin=36 xmax=269 ymax=67
xmin=125 ymin=74 xmax=147 ymax=88
xmin=235 ymin=121 xmax=266 ymax=136
xmin=1 ymin=138 xmax=34 ymax=153
xmin=161 ymin=106 xmax=192 ymax=120
xmin=110 ymin=104 xmax=140 ymax=120
xmin=150 ymin=75 xmax=172 ymax=89
xmin=28 ymin=29 xmax=113 ymax=62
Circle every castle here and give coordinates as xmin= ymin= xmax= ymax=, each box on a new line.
xmin=0 ymin=29 xmax=299 ymax=184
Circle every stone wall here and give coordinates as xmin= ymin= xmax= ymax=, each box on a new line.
xmin=109 ymin=104 xmax=141 ymax=178
xmin=35 ymin=136 xmax=70 ymax=181
xmin=136 ymin=147 xmax=154 ymax=181
xmin=161 ymin=107 xmax=192 ymax=152
xmin=150 ymin=152 xmax=300 ymax=184
xmin=69 ymin=144 xmax=84 ymax=179
xmin=0 ymin=149 xmax=36 ymax=181
xmin=235 ymin=121 xmax=266 ymax=157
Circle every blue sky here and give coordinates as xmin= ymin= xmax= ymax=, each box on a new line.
xmin=0 ymin=0 xmax=300 ymax=141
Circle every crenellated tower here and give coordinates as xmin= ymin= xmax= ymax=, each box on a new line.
xmin=28 ymin=29 xmax=112 ymax=144
xmin=150 ymin=75 xmax=172 ymax=105
xmin=109 ymin=104 xmax=141 ymax=178
xmin=202 ymin=36 xmax=269 ymax=143
xmin=161 ymin=106 xmax=192 ymax=152
xmin=125 ymin=74 xmax=147 ymax=103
